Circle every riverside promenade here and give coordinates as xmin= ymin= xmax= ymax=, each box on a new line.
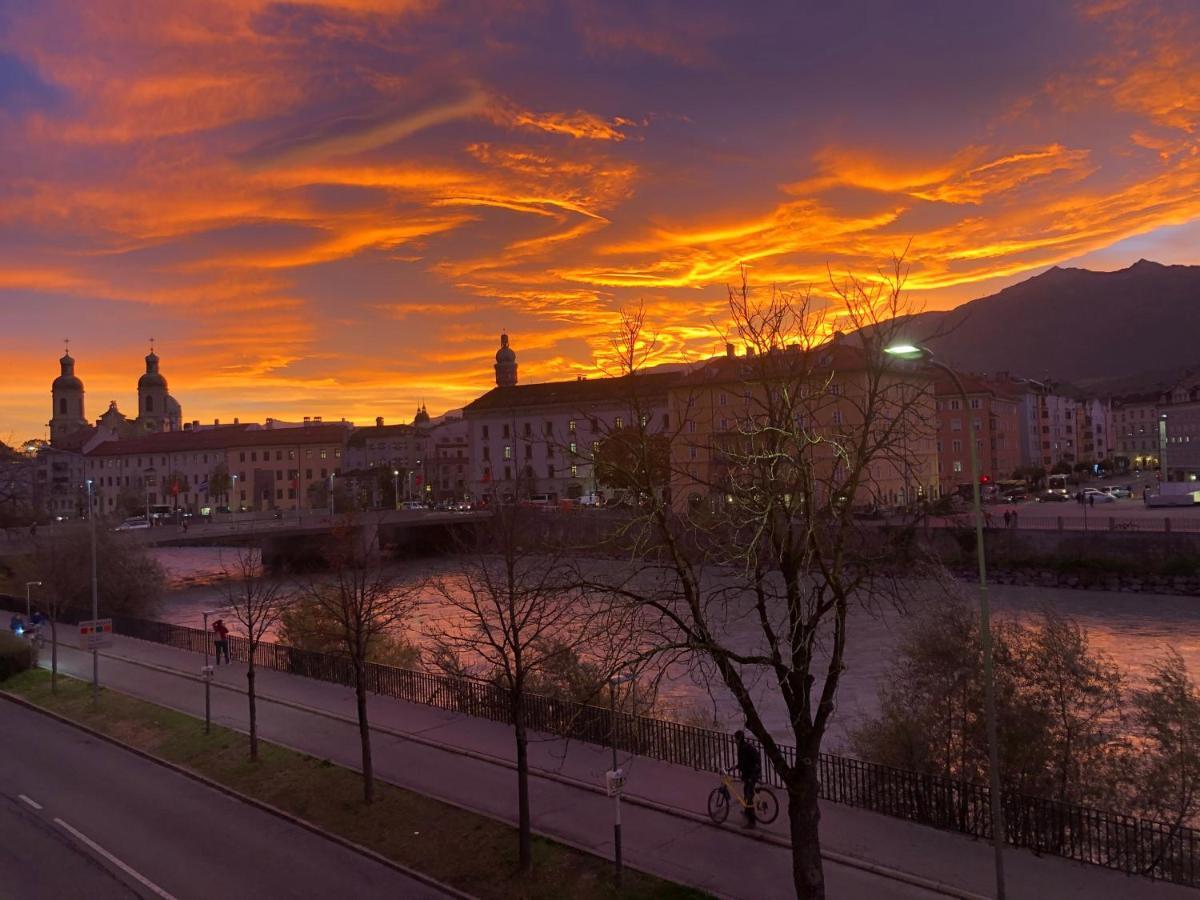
xmin=34 ymin=635 xmax=1195 ymax=900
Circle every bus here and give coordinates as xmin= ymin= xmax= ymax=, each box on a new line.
xmin=1045 ymin=474 xmax=1068 ymax=496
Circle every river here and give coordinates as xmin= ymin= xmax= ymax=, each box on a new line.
xmin=149 ymin=547 xmax=1200 ymax=751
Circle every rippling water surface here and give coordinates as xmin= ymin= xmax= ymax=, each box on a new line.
xmin=149 ymin=547 xmax=1200 ymax=749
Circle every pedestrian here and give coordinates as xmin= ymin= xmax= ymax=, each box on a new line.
xmin=734 ymin=729 xmax=761 ymax=828
xmin=1003 ymin=510 xmax=1012 ymax=528
xmin=213 ymin=618 xmax=230 ymax=665
xmin=1089 ymin=494 xmax=1095 ymax=508
xmin=1012 ymin=509 xmax=1019 ymax=529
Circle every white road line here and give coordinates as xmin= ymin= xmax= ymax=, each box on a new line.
xmin=18 ymin=794 xmax=42 ymax=810
xmin=53 ymin=817 xmax=179 ymax=900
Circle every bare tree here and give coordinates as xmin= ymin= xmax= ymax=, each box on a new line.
xmin=429 ymin=499 xmax=631 ymax=872
xmin=591 ymin=261 xmax=941 ymax=899
xmin=219 ymin=546 xmax=291 ymax=761
xmin=298 ymin=515 xmax=419 ymax=802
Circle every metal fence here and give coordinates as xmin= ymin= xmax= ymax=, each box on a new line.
xmin=99 ymin=612 xmax=1200 ymax=887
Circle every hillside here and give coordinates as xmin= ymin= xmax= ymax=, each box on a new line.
xmin=902 ymin=260 xmax=1200 ymax=392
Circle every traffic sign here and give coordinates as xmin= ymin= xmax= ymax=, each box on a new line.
xmin=605 ymin=768 xmax=626 ymax=797
xmin=79 ymin=619 xmax=113 ymax=650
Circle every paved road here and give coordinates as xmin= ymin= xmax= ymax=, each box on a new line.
xmin=0 ymin=700 xmax=450 ymax=900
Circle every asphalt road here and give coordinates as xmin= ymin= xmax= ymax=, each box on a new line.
xmin=0 ymin=700 xmax=450 ymax=900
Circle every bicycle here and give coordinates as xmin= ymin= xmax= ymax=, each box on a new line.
xmin=707 ymin=770 xmax=779 ymax=825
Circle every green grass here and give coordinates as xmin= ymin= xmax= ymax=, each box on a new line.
xmin=3 ymin=669 xmax=708 ymax=900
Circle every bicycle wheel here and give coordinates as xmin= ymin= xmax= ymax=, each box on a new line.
xmin=707 ymin=786 xmax=730 ymax=824
xmin=754 ymin=787 xmax=780 ymax=825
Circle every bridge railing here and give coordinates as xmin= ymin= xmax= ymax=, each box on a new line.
xmin=72 ymin=611 xmax=1200 ymax=886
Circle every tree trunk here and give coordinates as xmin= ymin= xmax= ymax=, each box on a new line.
xmin=355 ymin=660 xmax=374 ymax=803
xmin=514 ymin=690 xmax=532 ymax=872
xmin=247 ymin=660 xmax=258 ymax=761
xmin=786 ymin=765 xmax=826 ymax=900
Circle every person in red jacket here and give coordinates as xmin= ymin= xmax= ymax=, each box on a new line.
xmin=213 ymin=619 xmax=230 ymax=665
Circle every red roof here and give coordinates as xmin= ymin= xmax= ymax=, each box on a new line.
xmin=87 ymin=423 xmax=349 ymax=456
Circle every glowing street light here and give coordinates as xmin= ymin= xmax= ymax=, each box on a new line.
xmin=884 ymin=342 xmax=1007 ymax=900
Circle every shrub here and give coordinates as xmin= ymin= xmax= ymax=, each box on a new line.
xmin=0 ymin=631 xmax=34 ymax=681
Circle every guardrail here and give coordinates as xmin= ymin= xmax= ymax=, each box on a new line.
xmin=63 ymin=611 xmax=1200 ymax=886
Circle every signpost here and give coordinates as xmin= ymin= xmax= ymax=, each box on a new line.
xmin=78 ymin=619 xmax=113 ymax=651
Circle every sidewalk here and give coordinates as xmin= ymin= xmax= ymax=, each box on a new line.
xmin=40 ymin=635 xmax=1193 ymax=900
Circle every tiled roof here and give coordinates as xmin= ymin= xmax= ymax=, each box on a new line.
xmin=463 ymin=372 xmax=682 ymax=414
xmin=346 ymin=424 xmax=421 ymax=446
xmin=87 ymin=423 xmax=348 ymax=456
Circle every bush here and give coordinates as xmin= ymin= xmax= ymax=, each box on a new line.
xmin=0 ymin=631 xmax=34 ymax=681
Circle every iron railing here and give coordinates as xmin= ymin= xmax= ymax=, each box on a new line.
xmin=81 ymin=612 xmax=1200 ymax=887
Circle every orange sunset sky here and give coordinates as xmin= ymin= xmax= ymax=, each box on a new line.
xmin=3 ymin=0 xmax=1200 ymax=440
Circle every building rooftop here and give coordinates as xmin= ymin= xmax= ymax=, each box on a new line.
xmin=464 ymin=371 xmax=683 ymax=414
xmin=87 ymin=423 xmax=349 ymax=456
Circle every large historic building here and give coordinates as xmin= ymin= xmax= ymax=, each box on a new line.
xmin=463 ymin=334 xmax=679 ymax=503
xmin=47 ymin=345 xmax=184 ymax=450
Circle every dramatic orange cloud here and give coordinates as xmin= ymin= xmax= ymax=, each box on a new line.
xmin=3 ymin=0 xmax=1200 ymax=438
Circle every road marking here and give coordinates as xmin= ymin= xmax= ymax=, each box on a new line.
xmin=53 ymin=817 xmax=179 ymax=900
xmin=18 ymin=794 xmax=42 ymax=810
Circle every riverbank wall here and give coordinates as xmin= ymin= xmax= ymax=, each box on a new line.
xmin=923 ymin=527 xmax=1200 ymax=596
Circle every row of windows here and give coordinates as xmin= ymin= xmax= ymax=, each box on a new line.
xmin=480 ymin=414 xmax=668 ymax=441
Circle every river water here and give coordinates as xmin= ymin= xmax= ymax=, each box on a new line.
xmin=149 ymin=547 xmax=1200 ymax=750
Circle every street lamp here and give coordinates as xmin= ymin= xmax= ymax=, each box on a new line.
xmin=885 ymin=343 xmax=1007 ymax=900
xmin=201 ymin=608 xmax=221 ymax=734
xmin=393 ymin=469 xmax=400 ymax=512
xmin=231 ymin=473 xmax=240 ymax=531
xmin=1160 ymin=413 xmax=1169 ymax=485
xmin=608 ymin=672 xmax=636 ymax=889
xmin=25 ymin=581 xmax=42 ymax=619
xmin=329 ymin=473 xmax=336 ymax=518
xmin=85 ymin=479 xmax=99 ymax=707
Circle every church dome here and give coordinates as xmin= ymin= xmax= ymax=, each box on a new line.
xmin=495 ymin=333 xmax=516 ymax=364
xmin=139 ymin=349 xmax=167 ymax=390
xmin=52 ymin=353 xmax=83 ymax=392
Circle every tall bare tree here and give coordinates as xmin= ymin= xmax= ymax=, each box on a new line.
xmin=429 ymin=499 xmax=631 ymax=872
xmin=219 ymin=546 xmax=291 ymax=761
xmin=299 ymin=515 xmax=419 ymax=802
xmin=591 ymin=261 xmax=940 ymax=899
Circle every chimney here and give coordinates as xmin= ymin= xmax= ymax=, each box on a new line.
xmin=233 ymin=417 xmax=239 ymax=425
xmin=265 ymin=417 xmax=274 ymax=427
xmin=183 ymin=423 xmax=191 ymax=432
xmin=192 ymin=420 xmax=199 ymax=429
xmin=314 ymin=415 xmax=322 ymax=423
xmin=303 ymin=416 xmax=311 ymax=425
xmin=745 ymin=346 xmax=756 ymax=357
xmin=214 ymin=418 xmax=220 ymax=426
xmin=725 ymin=342 xmax=735 ymax=359
xmin=376 ymin=416 xmax=384 ymax=427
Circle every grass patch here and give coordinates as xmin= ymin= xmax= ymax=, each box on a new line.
xmin=3 ymin=669 xmax=707 ymax=900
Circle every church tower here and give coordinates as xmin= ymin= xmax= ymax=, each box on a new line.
xmin=49 ymin=347 xmax=87 ymax=446
xmin=137 ymin=345 xmax=173 ymax=432
xmin=494 ymin=333 xmax=518 ymax=387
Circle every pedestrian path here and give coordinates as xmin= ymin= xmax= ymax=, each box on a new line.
xmin=38 ymin=635 xmax=1193 ymax=900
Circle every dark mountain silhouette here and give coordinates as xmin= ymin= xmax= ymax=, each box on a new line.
xmin=900 ymin=260 xmax=1200 ymax=392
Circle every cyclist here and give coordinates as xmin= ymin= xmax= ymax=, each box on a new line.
xmin=734 ymin=729 xmax=761 ymax=827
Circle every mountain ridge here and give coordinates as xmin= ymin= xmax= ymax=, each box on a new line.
xmin=901 ymin=259 xmax=1200 ymax=393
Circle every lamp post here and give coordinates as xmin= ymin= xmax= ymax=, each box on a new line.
xmin=608 ymin=672 xmax=635 ymax=889
xmin=1160 ymin=413 xmax=1169 ymax=484
xmin=231 ymin=473 xmax=239 ymax=532
xmin=328 ymin=473 xmax=336 ymax=518
xmin=201 ymin=608 xmax=219 ymax=734
xmin=393 ymin=469 xmax=400 ymax=512
xmin=25 ymin=581 xmax=42 ymax=619
xmin=885 ymin=343 xmax=1006 ymax=900
xmin=85 ymin=479 xmax=99 ymax=707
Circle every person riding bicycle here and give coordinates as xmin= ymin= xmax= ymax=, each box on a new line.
xmin=734 ymin=729 xmax=761 ymax=827
xmin=10 ymin=613 xmax=25 ymax=635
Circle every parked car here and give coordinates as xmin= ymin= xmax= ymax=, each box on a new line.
xmin=1036 ymin=491 xmax=1070 ymax=503
xmin=1107 ymin=486 xmax=1132 ymax=499
xmin=400 ymin=500 xmax=426 ymax=511
xmin=1002 ymin=489 xmax=1028 ymax=503
xmin=114 ymin=517 xmax=151 ymax=531
xmin=1082 ymin=488 xmax=1117 ymax=504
